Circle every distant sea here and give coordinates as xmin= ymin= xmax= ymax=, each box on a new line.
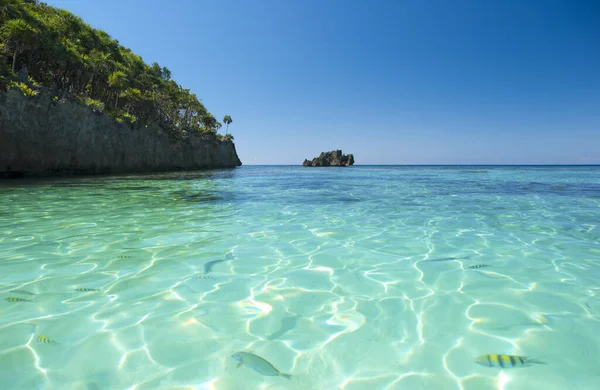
xmin=1 ymin=165 xmax=599 ymax=389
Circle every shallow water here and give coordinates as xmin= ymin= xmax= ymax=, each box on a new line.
xmin=1 ymin=166 xmax=599 ymax=389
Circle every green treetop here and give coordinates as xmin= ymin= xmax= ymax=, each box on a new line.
xmin=0 ymin=0 xmax=231 ymax=141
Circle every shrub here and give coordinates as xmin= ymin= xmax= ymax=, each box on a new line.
xmin=9 ymin=81 xmax=37 ymax=97
xmin=121 ymin=112 xmax=137 ymax=126
xmin=83 ymin=97 xmax=104 ymax=112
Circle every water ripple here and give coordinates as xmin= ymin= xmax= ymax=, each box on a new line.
xmin=1 ymin=166 xmax=599 ymax=388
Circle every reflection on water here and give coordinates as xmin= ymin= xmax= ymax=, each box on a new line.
xmin=1 ymin=166 xmax=599 ymax=389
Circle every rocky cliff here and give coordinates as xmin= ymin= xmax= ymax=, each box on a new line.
xmin=0 ymin=89 xmax=242 ymax=178
xmin=303 ymin=150 xmax=355 ymax=167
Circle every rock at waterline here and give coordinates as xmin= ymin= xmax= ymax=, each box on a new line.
xmin=302 ymin=150 xmax=355 ymax=167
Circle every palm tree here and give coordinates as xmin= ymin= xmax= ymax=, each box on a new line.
xmin=0 ymin=18 xmax=38 ymax=73
xmin=108 ymin=70 xmax=126 ymax=108
xmin=223 ymin=115 xmax=232 ymax=134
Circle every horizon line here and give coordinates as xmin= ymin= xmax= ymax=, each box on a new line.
xmin=240 ymin=163 xmax=600 ymax=166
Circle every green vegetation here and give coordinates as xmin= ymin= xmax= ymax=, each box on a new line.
xmin=9 ymin=80 xmax=35 ymax=96
xmin=223 ymin=115 xmax=233 ymax=134
xmin=0 ymin=0 xmax=230 ymax=140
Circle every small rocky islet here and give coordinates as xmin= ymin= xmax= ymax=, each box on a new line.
xmin=302 ymin=150 xmax=355 ymax=167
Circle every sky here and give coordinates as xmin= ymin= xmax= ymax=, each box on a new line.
xmin=46 ymin=0 xmax=600 ymax=165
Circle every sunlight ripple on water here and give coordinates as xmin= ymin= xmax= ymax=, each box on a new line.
xmin=1 ymin=166 xmax=599 ymax=389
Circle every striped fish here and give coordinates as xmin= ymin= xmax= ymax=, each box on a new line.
xmin=475 ymin=354 xmax=545 ymax=368
xmin=468 ymin=264 xmax=491 ymax=270
xmin=5 ymin=297 xmax=32 ymax=303
xmin=74 ymin=288 xmax=100 ymax=292
xmin=37 ymin=335 xmax=58 ymax=345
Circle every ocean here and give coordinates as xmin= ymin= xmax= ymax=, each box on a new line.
xmin=1 ymin=165 xmax=599 ymax=389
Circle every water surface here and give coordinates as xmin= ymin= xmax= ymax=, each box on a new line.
xmin=1 ymin=166 xmax=599 ymax=389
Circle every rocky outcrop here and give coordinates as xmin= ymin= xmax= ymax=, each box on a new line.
xmin=0 ymin=89 xmax=242 ymax=178
xmin=303 ymin=150 xmax=355 ymax=167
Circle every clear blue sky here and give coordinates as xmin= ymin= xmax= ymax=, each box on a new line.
xmin=47 ymin=0 xmax=599 ymax=165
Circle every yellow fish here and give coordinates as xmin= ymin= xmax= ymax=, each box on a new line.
xmin=475 ymin=354 xmax=545 ymax=368
xmin=5 ymin=297 xmax=32 ymax=303
xmin=37 ymin=335 xmax=58 ymax=345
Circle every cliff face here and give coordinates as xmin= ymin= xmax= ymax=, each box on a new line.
xmin=0 ymin=89 xmax=242 ymax=178
xmin=303 ymin=150 xmax=355 ymax=167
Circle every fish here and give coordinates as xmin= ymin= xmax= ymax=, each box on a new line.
xmin=197 ymin=274 xmax=215 ymax=280
xmin=231 ymin=351 xmax=292 ymax=379
xmin=468 ymin=264 xmax=491 ymax=270
xmin=421 ymin=257 xmax=460 ymax=263
xmin=37 ymin=335 xmax=58 ymax=345
xmin=475 ymin=354 xmax=546 ymax=368
xmin=5 ymin=297 xmax=32 ymax=302
xmin=74 ymin=288 xmax=100 ymax=292
xmin=117 ymin=255 xmax=131 ymax=259
xmin=422 ymin=255 xmax=472 ymax=263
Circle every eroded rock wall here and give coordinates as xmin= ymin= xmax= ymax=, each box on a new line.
xmin=0 ymin=89 xmax=242 ymax=177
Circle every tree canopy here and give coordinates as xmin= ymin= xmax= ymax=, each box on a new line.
xmin=223 ymin=115 xmax=232 ymax=133
xmin=0 ymin=0 xmax=230 ymax=140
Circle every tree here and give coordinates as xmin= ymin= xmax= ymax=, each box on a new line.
xmin=0 ymin=0 xmax=233 ymax=141
xmin=200 ymin=113 xmax=219 ymax=135
xmin=0 ymin=0 xmax=20 ymax=22
xmin=108 ymin=70 xmax=126 ymax=108
xmin=0 ymin=18 xmax=38 ymax=73
xmin=223 ymin=114 xmax=232 ymax=134
xmin=120 ymin=87 xmax=142 ymax=117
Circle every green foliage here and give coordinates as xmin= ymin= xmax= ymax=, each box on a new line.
xmin=0 ymin=18 xmax=38 ymax=72
xmin=108 ymin=70 xmax=126 ymax=89
xmin=9 ymin=80 xmax=36 ymax=96
xmin=82 ymin=97 xmax=104 ymax=111
xmin=0 ymin=0 xmax=232 ymax=140
xmin=120 ymin=112 xmax=137 ymax=126
xmin=27 ymin=75 xmax=38 ymax=87
xmin=223 ymin=114 xmax=232 ymax=134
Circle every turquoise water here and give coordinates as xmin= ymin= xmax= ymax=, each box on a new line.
xmin=1 ymin=165 xmax=599 ymax=390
